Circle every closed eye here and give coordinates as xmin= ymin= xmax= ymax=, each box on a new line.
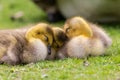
xmin=44 ymin=35 xmax=48 ymax=42
xmin=36 ymin=31 xmax=41 ymax=35
xmin=66 ymin=27 xmax=70 ymax=33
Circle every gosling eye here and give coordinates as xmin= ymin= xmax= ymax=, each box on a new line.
xmin=44 ymin=35 xmax=48 ymax=42
xmin=66 ymin=27 xmax=70 ymax=33
xmin=36 ymin=31 xmax=41 ymax=35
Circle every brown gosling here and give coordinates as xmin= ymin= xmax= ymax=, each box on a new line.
xmin=0 ymin=23 xmax=54 ymax=65
xmin=46 ymin=27 xmax=68 ymax=60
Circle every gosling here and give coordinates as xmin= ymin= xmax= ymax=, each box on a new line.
xmin=0 ymin=23 xmax=54 ymax=65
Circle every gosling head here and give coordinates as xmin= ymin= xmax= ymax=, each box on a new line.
xmin=64 ymin=16 xmax=93 ymax=38
xmin=52 ymin=27 xmax=68 ymax=50
xmin=25 ymin=23 xmax=54 ymax=54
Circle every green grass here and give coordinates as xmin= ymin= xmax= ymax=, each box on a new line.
xmin=0 ymin=0 xmax=120 ymax=80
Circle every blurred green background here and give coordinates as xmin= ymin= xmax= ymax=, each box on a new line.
xmin=0 ymin=0 xmax=49 ymax=29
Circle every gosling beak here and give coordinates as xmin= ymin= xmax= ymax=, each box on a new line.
xmin=47 ymin=45 xmax=51 ymax=55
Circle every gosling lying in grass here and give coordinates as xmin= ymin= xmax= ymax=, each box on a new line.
xmin=0 ymin=23 xmax=53 ymax=65
xmin=57 ymin=16 xmax=112 ymax=59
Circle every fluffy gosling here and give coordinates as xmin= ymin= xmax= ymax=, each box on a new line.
xmin=57 ymin=16 xmax=112 ymax=59
xmin=46 ymin=27 xmax=68 ymax=60
xmin=0 ymin=23 xmax=54 ymax=65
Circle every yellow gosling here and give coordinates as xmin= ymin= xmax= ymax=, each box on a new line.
xmin=0 ymin=23 xmax=54 ymax=65
xmin=58 ymin=16 xmax=112 ymax=59
xmin=21 ymin=23 xmax=54 ymax=63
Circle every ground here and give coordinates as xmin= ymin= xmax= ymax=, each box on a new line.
xmin=0 ymin=0 xmax=120 ymax=80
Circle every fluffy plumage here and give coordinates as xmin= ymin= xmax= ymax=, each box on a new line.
xmin=57 ymin=16 xmax=112 ymax=59
xmin=0 ymin=23 xmax=54 ymax=65
xmin=46 ymin=27 xmax=68 ymax=60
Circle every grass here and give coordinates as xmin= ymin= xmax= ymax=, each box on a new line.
xmin=0 ymin=0 xmax=120 ymax=80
